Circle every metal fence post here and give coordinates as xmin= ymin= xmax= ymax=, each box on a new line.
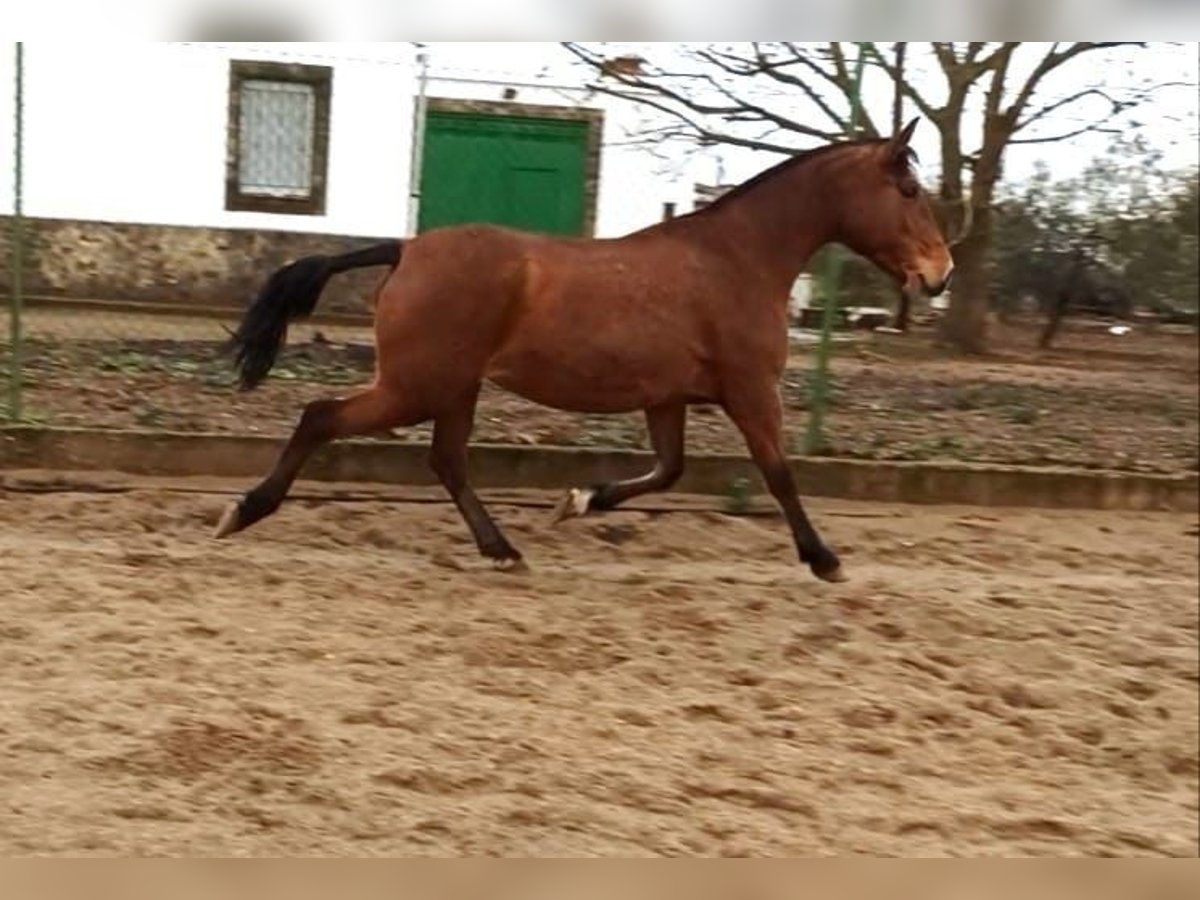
xmin=804 ymin=42 xmax=867 ymax=455
xmin=406 ymin=47 xmax=430 ymax=237
xmin=7 ymin=41 xmax=24 ymax=422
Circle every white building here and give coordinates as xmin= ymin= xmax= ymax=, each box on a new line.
xmin=0 ymin=42 xmax=707 ymax=240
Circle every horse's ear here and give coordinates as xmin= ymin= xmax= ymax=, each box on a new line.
xmin=887 ymin=117 xmax=920 ymax=163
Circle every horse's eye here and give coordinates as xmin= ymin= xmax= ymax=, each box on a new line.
xmin=899 ymin=181 xmax=919 ymax=199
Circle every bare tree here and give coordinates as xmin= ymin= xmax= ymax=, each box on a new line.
xmin=563 ymin=42 xmax=1183 ymax=352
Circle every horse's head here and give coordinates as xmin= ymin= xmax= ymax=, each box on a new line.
xmin=834 ymin=119 xmax=956 ymax=298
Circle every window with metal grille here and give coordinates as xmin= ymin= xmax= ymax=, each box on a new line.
xmin=225 ymin=61 xmax=331 ymax=215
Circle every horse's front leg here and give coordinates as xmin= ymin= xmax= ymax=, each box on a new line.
xmin=722 ymin=383 xmax=844 ymax=583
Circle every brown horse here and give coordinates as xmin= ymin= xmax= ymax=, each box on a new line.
xmin=217 ymin=118 xmax=953 ymax=583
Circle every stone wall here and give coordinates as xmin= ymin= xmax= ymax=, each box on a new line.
xmin=0 ymin=216 xmax=395 ymax=314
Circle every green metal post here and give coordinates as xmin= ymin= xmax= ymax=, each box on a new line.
xmin=804 ymin=42 xmax=867 ymax=454
xmin=7 ymin=42 xmax=23 ymax=422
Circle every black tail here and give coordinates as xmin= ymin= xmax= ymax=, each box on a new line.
xmin=228 ymin=240 xmax=403 ymax=390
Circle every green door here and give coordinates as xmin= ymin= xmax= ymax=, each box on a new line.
xmin=418 ymin=110 xmax=589 ymax=236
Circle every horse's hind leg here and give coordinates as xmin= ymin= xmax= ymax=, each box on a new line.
xmin=215 ymin=386 xmax=417 ymax=538
xmin=552 ymin=401 xmax=686 ymax=522
xmin=430 ymin=386 xmax=525 ymax=570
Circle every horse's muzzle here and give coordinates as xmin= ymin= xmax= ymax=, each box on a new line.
xmin=920 ymin=267 xmax=953 ymax=298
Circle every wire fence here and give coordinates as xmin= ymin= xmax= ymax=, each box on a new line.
xmin=3 ymin=58 xmax=390 ymax=433
xmin=0 ymin=46 xmax=550 ymax=438
xmin=0 ymin=42 xmax=868 ymax=452
xmin=3 ymin=42 xmax=1198 ymax=481
xmin=5 ymin=42 xmax=22 ymax=423
xmin=3 ymin=42 xmax=1197 ymax=489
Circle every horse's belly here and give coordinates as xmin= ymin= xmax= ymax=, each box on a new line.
xmin=485 ymin=345 xmax=652 ymax=413
xmin=486 ymin=331 xmax=715 ymax=414
xmin=484 ymin=259 xmax=717 ymax=412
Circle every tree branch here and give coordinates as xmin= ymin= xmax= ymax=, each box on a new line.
xmin=1005 ymin=42 xmax=1145 ymax=122
xmin=1016 ymin=87 xmax=1125 ymax=132
xmin=692 ymin=48 xmax=848 ymax=138
xmin=561 ymin=42 xmax=1174 ymax=191
xmin=864 ymin=43 xmax=939 ymax=121
xmin=892 ymin=42 xmax=907 ymax=134
xmin=932 ymin=42 xmax=959 ymax=71
xmin=983 ymin=44 xmax=1016 ymax=119
xmin=1008 ymin=122 xmax=1126 ymax=145
xmin=828 ymin=42 xmax=851 ymax=87
xmin=563 ymin=42 xmax=844 ymax=145
xmin=775 ymin=42 xmax=881 ymax=136
xmin=736 ymin=43 xmax=853 ymax=134
xmin=615 ymin=94 xmax=805 ymax=154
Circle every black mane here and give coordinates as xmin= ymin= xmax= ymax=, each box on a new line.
xmin=689 ymin=137 xmax=916 ymax=217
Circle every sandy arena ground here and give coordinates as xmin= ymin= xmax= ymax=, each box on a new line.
xmin=0 ymin=477 xmax=1196 ymax=856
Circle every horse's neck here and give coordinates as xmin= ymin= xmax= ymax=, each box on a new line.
xmin=688 ymin=158 xmax=840 ymax=291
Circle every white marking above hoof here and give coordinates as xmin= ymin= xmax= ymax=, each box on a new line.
xmin=213 ymin=501 xmax=242 ymax=539
xmin=551 ymin=487 xmax=594 ymax=524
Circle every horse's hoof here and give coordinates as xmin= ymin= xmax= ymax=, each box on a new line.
xmin=815 ymin=564 xmax=848 ymax=584
xmin=550 ymin=487 xmax=594 ymax=524
xmin=493 ymin=556 xmax=530 ymax=574
xmin=213 ymin=501 xmax=243 ymax=539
